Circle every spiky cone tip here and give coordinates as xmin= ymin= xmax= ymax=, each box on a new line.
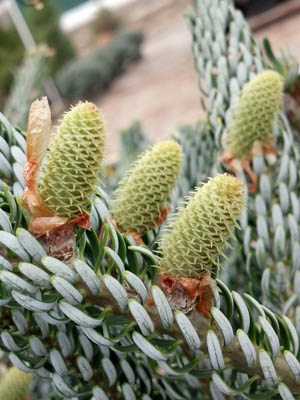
xmin=22 ymin=99 xmax=106 ymax=262
xmin=158 ymin=174 xmax=245 ymax=317
xmin=221 ymin=70 xmax=283 ymax=192
xmin=112 ymin=140 xmax=183 ymax=239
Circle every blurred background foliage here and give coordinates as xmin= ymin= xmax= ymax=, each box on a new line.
xmin=93 ymin=7 xmax=122 ymax=35
xmin=0 ymin=0 xmax=75 ymax=108
xmin=0 ymin=27 xmax=24 ymax=107
xmin=57 ymin=31 xmax=144 ymax=103
xmin=0 ymin=0 xmax=144 ymax=118
xmin=25 ymin=0 xmax=76 ymax=74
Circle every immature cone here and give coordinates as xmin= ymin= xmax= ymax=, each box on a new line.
xmin=0 ymin=368 xmax=32 ymax=400
xmin=160 ymin=174 xmax=245 ymax=278
xmin=38 ymin=102 xmax=106 ymax=218
xmin=112 ymin=141 xmax=182 ymax=235
xmin=159 ymin=174 xmax=244 ymax=316
xmin=227 ymin=70 xmax=283 ymax=160
xmin=22 ymin=100 xmax=105 ymax=262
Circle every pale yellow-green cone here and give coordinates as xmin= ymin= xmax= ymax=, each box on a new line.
xmin=38 ymin=102 xmax=106 ymax=218
xmin=160 ymin=174 xmax=245 ymax=278
xmin=113 ymin=141 xmax=183 ymax=235
xmin=227 ymin=70 xmax=283 ymax=160
xmin=0 ymin=368 xmax=32 ymax=400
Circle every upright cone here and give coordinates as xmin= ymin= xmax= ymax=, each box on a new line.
xmin=227 ymin=70 xmax=283 ymax=160
xmin=160 ymin=174 xmax=245 ymax=278
xmin=38 ymin=101 xmax=106 ymax=219
xmin=113 ymin=141 xmax=183 ymax=235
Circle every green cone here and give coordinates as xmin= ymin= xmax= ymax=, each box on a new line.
xmin=113 ymin=141 xmax=183 ymax=235
xmin=160 ymin=174 xmax=245 ymax=278
xmin=227 ymin=70 xmax=283 ymax=160
xmin=0 ymin=368 xmax=32 ymax=400
xmin=38 ymin=102 xmax=106 ymax=218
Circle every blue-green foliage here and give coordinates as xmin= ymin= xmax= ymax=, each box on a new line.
xmin=1 ymin=0 xmax=300 ymax=399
